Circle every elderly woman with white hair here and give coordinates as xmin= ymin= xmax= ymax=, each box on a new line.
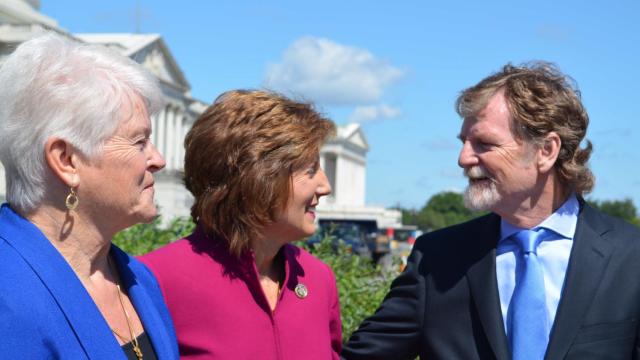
xmin=0 ymin=34 xmax=179 ymax=359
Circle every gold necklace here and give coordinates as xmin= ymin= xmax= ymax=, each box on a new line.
xmin=109 ymin=257 xmax=144 ymax=360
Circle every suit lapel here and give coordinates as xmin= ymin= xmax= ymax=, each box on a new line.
xmin=545 ymin=204 xmax=613 ymax=360
xmin=0 ymin=205 xmax=124 ymax=359
xmin=112 ymin=247 xmax=177 ymax=360
xmin=466 ymin=214 xmax=511 ymax=360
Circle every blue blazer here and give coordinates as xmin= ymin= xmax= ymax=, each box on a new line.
xmin=0 ymin=204 xmax=179 ymax=359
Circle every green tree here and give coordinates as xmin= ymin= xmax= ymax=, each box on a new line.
xmin=402 ymin=191 xmax=486 ymax=231
xmin=400 ymin=208 xmax=420 ymax=228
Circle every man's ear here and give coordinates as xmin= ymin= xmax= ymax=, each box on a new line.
xmin=44 ymin=137 xmax=79 ymax=187
xmin=537 ymin=132 xmax=561 ymax=173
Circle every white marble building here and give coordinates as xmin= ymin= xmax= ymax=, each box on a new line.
xmin=318 ymin=123 xmax=401 ymax=228
xmin=0 ymin=0 xmax=401 ymax=228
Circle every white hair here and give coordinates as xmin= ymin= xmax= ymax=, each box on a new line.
xmin=0 ymin=33 xmax=164 ymax=213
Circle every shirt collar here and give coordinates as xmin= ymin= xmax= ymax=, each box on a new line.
xmin=499 ymin=193 xmax=579 ymax=243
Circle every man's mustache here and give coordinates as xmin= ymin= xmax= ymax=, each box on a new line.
xmin=464 ymin=166 xmax=491 ymax=180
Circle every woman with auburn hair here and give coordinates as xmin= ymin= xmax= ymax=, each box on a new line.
xmin=141 ymin=90 xmax=342 ymax=359
xmin=0 ymin=34 xmax=178 ymax=358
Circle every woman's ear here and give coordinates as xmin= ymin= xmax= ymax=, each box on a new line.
xmin=537 ymin=132 xmax=561 ymax=173
xmin=44 ymin=137 xmax=79 ymax=187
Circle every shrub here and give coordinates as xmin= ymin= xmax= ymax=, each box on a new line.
xmin=115 ymin=218 xmax=398 ymax=343
xmin=298 ymin=237 xmax=398 ymax=342
xmin=113 ymin=216 xmax=194 ymax=255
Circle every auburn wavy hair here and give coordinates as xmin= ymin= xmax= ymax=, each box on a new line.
xmin=183 ymin=90 xmax=336 ymax=256
xmin=456 ymin=61 xmax=594 ymax=195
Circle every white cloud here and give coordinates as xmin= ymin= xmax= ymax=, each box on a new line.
xmin=348 ymin=104 xmax=402 ymax=123
xmin=264 ymin=36 xmax=404 ymax=105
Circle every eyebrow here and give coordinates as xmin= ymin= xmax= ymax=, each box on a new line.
xmin=135 ymin=123 xmax=152 ymax=137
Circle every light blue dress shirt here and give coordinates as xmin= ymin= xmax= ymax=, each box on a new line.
xmin=496 ymin=194 xmax=579 ymax=336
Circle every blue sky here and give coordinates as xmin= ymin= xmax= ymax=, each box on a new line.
xmin=42 ymin=0 xmax=640 ymax=210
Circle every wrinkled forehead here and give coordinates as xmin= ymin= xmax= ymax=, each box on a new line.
xmin=459 ymin=116 xmax=498 ymax=140
xmin=459 ymin=92 xmax=511 ymax=135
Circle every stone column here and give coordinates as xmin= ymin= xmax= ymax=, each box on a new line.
xmin=157 ymin=106 xmax=166 ymax=163
xmin=335 ymin=154 xmax=345 ymax=205
xmin=180 ymin=121 xmax=190 ymax=171
xmin=150 ymin=112 xmax=158 ymax=147
xmin=324 ymin=153 xmax=337 ymax=204
xmin=173 ymin=112 xmax=184 ymax=170
xmin=165 ymin=106 xmax=176 ymax=171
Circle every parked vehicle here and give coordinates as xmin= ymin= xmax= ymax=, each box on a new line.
xmin=309 ymin=220 xmax=421 ymax=268
xmin=308 ymin=219 xmax=378 ymax=259
xmin=380 ymin=225 xmax=422 ymax=270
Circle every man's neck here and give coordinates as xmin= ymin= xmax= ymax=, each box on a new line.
xmin=498 ymin=179 xmax=570 ymax=229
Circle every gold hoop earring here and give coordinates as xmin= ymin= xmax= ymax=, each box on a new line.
xmin=65 ymin=188 xmax=79 ymax=211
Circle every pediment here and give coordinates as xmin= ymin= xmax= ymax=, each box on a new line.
xmin=347 ymin=129 xmax=368 ymax=150
xmin=339 ymin=123 xmax=369 ymax=151
xmin=131 ymin=39 xmax=190 ymax=91
xmin=75 ymin=34 xmax=190 ymax=91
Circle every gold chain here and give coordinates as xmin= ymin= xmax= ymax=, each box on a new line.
xmin=109 ymin=257 xmax=144 ymax=360
xmin=111 ymin=327 xmax=130 ymax=343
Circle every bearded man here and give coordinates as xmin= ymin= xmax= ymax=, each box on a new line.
xmin=342 ymin=62 xmax=640 ymax=360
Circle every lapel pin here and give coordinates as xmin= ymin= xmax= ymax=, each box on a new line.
xmin=294 ymin=283 xmax=308 ymax=299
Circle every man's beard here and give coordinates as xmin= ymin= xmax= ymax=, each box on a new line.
xmin=463 ymin=166 xmax=501 ymax=211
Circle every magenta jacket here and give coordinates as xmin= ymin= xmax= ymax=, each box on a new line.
xmin=140 ymin=226 xmax=342 ymax=359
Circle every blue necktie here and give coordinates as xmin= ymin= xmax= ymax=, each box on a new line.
xmin=509 ymin=229 xmax=550 ymax=360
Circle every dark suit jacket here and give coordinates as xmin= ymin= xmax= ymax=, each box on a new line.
xmin=343 ymin=202 xmax=640 ymax=359
xmin=0 ymin=204 xmax=180 ymax=359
